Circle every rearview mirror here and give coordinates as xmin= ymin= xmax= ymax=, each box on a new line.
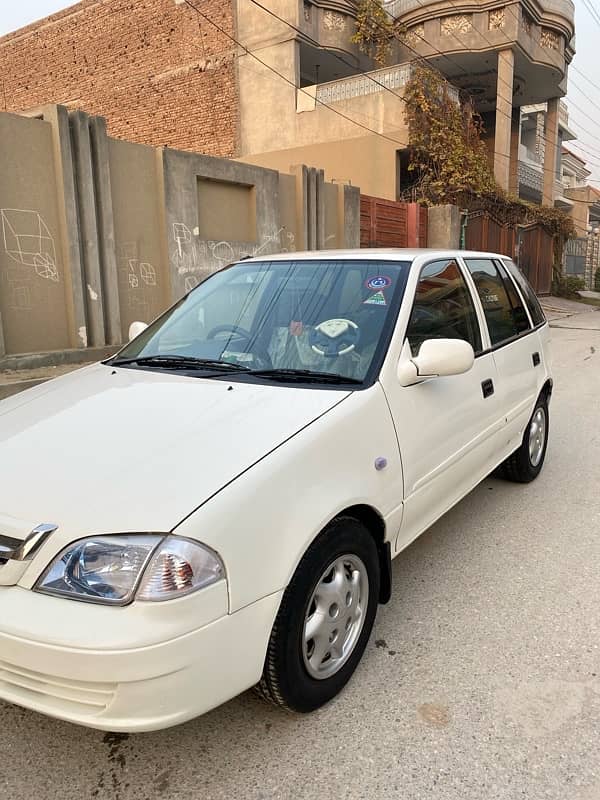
xmin=128 ymin=321 xmax=148 ymax=341
xmin=398 ymin=338 xmax=474 ymax=387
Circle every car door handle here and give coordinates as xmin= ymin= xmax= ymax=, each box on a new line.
xmin=532 ymin=352 xmax=541 ymax=367
xmin=481 ymin=379 xmax=494 ymax=398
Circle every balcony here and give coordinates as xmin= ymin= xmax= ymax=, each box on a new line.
xmin=379 ymin=0 xmax=574 ymax=111
xmin=383 ymin=0 xmax=574 ymax=29
xmin=519 ymin=161 xmax=543 ymax=194
xmin=300 ymin=63 xmax=459 ymax=110
xmin=518 ymin=159 xmax=570 ymax=207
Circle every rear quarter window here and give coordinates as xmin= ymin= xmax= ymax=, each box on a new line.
xmin=502 ymin=259 xmax=546 ymax=327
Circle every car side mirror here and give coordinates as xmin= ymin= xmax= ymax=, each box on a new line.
xmin=128 ymin=321 xmax=148 ymax=341
xmin=397 ymin=338 xmax=475 ymax=387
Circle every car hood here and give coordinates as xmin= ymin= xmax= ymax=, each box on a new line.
xmin=0 ymin=363 xmax=350 ymax=539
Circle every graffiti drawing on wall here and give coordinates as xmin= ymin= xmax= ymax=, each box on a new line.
xmin=117 ymin=242 xmax=160 ymax=323
xmin=1 ymin=209 xmax=59 ymax=282
xmin=0 ymin=209 xmax=60 ymax=313
xmin=171 ymin=222 xmax=296 ymax=292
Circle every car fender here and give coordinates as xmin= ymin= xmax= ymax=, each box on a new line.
xmin=173 ymin=382 xmax=404 ymax=613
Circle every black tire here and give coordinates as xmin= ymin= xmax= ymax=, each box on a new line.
xmin=256 ymin=516 xmax=380 ymax=712
xmin=501 ymin=396 xmax=549 ymax=483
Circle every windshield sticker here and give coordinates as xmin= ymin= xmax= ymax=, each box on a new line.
xmin=365 ymin=275 xmax=392 ymax=291
xmin=363 ymin=291 xmax=387 ymax=306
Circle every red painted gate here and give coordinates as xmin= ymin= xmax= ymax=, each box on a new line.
xmin=360 ymin=195 xmax=427 ymax=248
xmin=465 ymin=211 xmax=554 ymax=295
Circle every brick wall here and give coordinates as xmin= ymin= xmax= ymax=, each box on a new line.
xmin=0 ymin=0 xmax=238 ymax=156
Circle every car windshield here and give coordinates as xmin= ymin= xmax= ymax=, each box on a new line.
xmin=110 ymin=259 xmax=411 ymax=385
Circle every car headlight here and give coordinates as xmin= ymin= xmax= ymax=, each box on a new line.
xmin=34 ymin=534 xmax=225 ymax=605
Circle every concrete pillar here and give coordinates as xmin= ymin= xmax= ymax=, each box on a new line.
xmin=37 ymin=105 xmax=88 ymax=349
xmin=406 ymin=203 xmax=419 ymax=247
xmin=291 ymin=164 xmax=309 ymax=251
xmin=336 ymin=184 xmax=360 ymax=249
xmin=493 ymin=49 xmax=515 ymax=192
xmin=70 ymin=110 xmax=106 ymax=347
xmin=315 ymin=168 xmax=325 ymax=249
xmin=0 ymin=313 xmax=5 ymax=358
xmin=89 ymin=116 xmax=121 ymax=345
xmin=427 ymin=205 xmax=461 ymax=249
xmin=307 ymin=167 xmax=317 ymax=251
xmin=509 ymin=108 xmax=520 ymax=196
xmin=543 ymin=98 xmax=560 ymax=207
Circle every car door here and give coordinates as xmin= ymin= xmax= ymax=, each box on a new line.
xmin=461 ymin=256 xmax=539 ymax=456
xmin=380 ymin=256 xmax=505 ymax=553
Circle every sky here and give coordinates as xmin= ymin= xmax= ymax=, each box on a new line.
xmin=1 ymin=0 xmax=599 ymax=186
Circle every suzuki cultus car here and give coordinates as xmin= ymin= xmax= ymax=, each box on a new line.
xmin=0 ymin=250 xmax=551 ymax=730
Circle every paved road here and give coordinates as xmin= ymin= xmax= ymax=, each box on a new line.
xmin=2 ymin=313 xmax=600 ymax=800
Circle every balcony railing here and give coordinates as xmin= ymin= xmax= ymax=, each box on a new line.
xmin=312 ymin=63 xmax=459 ymax=107
xmin=519 ymin=143 xmax=542 ymax=165
xmin=518 ymin=161 xmax=543 ymax=193
xmin=382 ymin=0 xmax=574 ymax=25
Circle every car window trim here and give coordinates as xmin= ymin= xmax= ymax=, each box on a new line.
xmin=473 ymin=324 xmax=539 ymax=358
xmin=455 ymin=256 xmax=491 ymax=353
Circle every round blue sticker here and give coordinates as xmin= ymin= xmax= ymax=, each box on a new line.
xmin=365 ymin=275 xmax=392 ymax=291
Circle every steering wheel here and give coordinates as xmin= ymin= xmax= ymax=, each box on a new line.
xmin=206 ymin=324 xmax=271 ymax=368
xmin=207 ymin=324 xmax=253 ymax=345
xmin=309 ymin=318 xmax=360 ymax=358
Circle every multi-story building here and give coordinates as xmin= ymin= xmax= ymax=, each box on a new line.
xmin=238 ymin=0 xmax=575 ymax=203
xmin=516 ymin=99 xmax=600 ymax=234
xmin=518 ymin=101 xmax=577 ymax=205
xmin=0 ymin=0 xmax=576 ymax=204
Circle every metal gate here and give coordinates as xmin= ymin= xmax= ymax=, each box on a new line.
xmin=360 ymin=195 xmax=427 ymax=248
xmin=464 ymin=211 xmax=554 ymax=295
xmin=564 ymin=238 xmax=587 ymax=277
xmin=517 ymin=225 xmax=554 ymax=295
xmin=464 ymin=211 xmax=516 ymax=258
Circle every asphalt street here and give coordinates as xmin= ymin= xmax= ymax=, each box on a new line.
xmin=2 ymin=308 xmax=600 ymax=800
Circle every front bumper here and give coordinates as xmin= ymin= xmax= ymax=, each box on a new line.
xmin=0 ymin=586 xmax=282 ymax=732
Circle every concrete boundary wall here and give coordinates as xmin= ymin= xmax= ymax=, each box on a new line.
xmin=0 ymin=106 xmax=360 ymax=361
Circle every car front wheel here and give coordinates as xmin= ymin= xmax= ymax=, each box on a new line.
xmin=501 ymin=396 xmax=549 ymax=483
xmin=257 ymin=516 xmax=380 ymax=712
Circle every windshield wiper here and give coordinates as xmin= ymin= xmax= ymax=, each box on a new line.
xmin=248 ymin=368 xmax=362 ymax=385
xmin=108 ymin=355 xmax=252 ymax=372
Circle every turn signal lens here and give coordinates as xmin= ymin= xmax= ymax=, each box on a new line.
xmin=137 ymin=537 xmax=225 ymax=601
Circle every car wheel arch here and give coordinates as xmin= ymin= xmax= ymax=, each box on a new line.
xmin=283 ymin=503 xmax=392 ymax=607
xmin=540 ymin=378 xmax=553 ymax=403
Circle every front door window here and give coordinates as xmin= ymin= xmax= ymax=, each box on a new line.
xmin=405 ymin=258 xmax=482 ymax=356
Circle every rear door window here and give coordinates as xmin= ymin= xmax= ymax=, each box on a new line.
xmin=502 ymin=259 xmax=546 ymax=327
xmin=464 ymin=258 xmax=531 ymax=347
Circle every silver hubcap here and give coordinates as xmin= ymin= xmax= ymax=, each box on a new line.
xmin=302 ymin=554 xmax=368 ymax=680
xmin=529 ymin=407 xmax=546 ymax=467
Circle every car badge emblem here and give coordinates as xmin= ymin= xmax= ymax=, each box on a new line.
xmin=0 ymin=523 xmax=58 ymax=562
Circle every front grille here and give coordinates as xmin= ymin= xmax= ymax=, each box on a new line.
xmin=0 ymin=659 xmax=116 ymax=716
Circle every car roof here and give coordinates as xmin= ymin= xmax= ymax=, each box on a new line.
xmin=239 ymin=249 xmax=509 ymax=263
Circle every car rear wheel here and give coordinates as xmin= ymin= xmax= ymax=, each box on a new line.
xmin=256 ymin=516 xmax=380 ymax=712
xmin=501 ymin=396 xmax=549 ymax=483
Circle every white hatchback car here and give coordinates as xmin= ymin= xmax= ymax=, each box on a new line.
xmin=0 ymin=250 xmax=551 ymax=731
